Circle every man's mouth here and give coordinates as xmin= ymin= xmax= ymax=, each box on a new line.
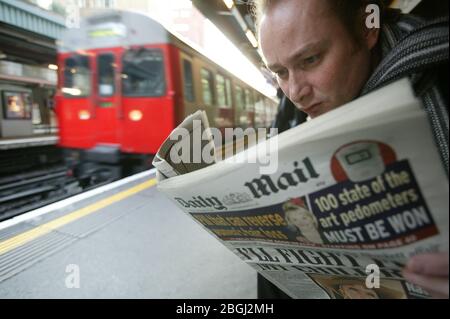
xmin=302 ymin=102 xmax=323 ymax=117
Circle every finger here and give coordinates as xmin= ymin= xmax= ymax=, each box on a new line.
xmin=425 ymin=290 xmax=449 ymax=299
xmin=403 ymin=270 xmax=449 ymax=299
xmin=407 ymin=253 xmax=449 ymax=276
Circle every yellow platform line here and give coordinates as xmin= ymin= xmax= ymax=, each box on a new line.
xmin=0 ymin=178 xmax=157 ymax=256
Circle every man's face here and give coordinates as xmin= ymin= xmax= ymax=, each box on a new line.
xmin=260 ymin=0 xmax=376 ymax=118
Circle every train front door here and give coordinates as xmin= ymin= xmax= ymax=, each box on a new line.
xmin=57 ymin=53 xmax=96 ymax=149
xmin=93 ymin=50 xmax=121 ymax=145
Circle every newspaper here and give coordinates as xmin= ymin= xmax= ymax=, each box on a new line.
xmin=153 ymin=79 xmax=449 ymax=299
xmin=152 ymin=110 xmax=216 ymax=179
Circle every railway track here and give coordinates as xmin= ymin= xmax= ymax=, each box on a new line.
xmin=0 ymin=165 xmax=82 ymax=222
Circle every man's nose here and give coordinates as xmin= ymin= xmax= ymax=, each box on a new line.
xmin=288 ymin=73 xmax=311 ymax=105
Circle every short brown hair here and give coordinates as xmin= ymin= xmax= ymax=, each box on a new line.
xmin=252 ymin=0 xmax=387 ymax=42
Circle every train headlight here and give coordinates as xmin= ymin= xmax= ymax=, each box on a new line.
xmin=129 ymin=110 xmax=143 ymax=121
xmin=79 ymin=110 xmax=91 ymax=120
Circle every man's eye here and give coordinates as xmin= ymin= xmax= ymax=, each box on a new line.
xmin=275 ymin=69 xmax=288 ymax=78
xmin=303 ymin=55 xmax=320 ymax=66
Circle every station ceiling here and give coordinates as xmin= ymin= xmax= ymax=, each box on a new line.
xmin=192 ymin=0 xmax=263 ymax=68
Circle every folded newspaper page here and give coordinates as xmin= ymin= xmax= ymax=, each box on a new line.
xmin=153 ymin=79 xmax=449 ymax=299
xmin=152 ymin=110 xmax=216 ymax=180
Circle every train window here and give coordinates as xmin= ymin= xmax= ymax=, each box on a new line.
xmin=201 ymin=68 xmax=214 ymax=105
xmin=63 ymin=55 xmax=91 ymax=97
xmin=245 ymin=89 xmax=254 ymax=111
xmin=182 ymin=59 xmax=195 ymax=102
xmin=225 ymin=78 xmax=232 ymax=107
xmin=235 ymin=85 xmax=245 ymax=111
xmin=122 ymin=48 xmax=166 ymax=97
xmin=255 ymin=93 xmax=264 ymax=126
xmin=97 ymin=53 xmax=115 ymax=97
xmin=216 ymin=74 xmax=227 ymax=107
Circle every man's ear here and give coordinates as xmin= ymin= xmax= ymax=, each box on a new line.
xmin=365 ymin=27 xmax=380 ymax=51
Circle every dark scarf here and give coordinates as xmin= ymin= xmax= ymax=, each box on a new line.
xmin=361 ymin=12 xmax=449 ymax=175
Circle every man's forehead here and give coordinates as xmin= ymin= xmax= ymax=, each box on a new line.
xmin=261 ymin=0 xmax=332 ymax=23
xmin=259 ymin=0 xmax=335 ymax=64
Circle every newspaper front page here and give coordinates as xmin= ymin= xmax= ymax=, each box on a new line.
xmin=154 ymin=79 xmax=449 ymax=299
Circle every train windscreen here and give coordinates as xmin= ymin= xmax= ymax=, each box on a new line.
xmin=63 ymin=55 xmax=91 ymax=97
xmin=121 ymin=48 xmax=166 ymax=97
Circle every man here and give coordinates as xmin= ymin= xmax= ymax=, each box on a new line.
xmin=254 ymin=0 xmax=449 ymax=298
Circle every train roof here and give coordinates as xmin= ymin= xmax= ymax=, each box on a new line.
xmin=58 ymin=10 xmax=172 ymax=53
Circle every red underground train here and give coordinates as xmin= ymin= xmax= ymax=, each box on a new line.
xmin=56 ymin=10 xmax=278 ymax=187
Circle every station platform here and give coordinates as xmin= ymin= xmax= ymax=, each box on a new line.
xmin=0 ymin=135 xmax=58 ymax=151
xmin=0 ymin=169 xmax=256 ymax=298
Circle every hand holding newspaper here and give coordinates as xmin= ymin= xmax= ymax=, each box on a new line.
xmin=153 ymin=79 xmax=449 ymax=299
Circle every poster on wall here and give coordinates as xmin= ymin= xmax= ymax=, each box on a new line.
xmin=2 ymin=91 xmax=32 ymax=120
